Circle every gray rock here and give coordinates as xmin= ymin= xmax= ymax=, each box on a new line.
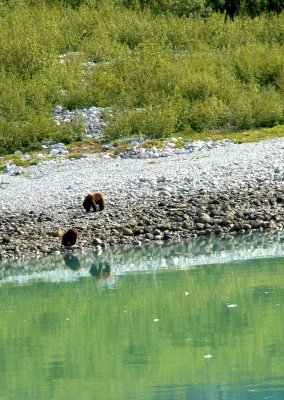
xmin=198 ymin=213 xmax=213 ymax=224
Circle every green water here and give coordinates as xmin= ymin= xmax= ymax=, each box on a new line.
xmin=1 ymin=232 xmax=284 ymax=400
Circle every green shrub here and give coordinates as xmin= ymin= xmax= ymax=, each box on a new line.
xmin=250 ymin=85 xmax=284 ymax=127
xmin=105 ymin=101 xmax=178 ymax=138
xmin=186 ymin=96 xmax=231 ymax=131
xmin=234 ymin=43 xmax=284 ymax=86
xmin=122 ymin=0 xmax=210 ymax=17
xmin=51 ymin=118 xmax=85 ymax=144
xmin=0 ymin=2 xmax=284 ymax=155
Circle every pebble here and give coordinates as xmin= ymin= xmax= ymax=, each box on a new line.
xmin=53 ymin=104 xmax=107 ymax=139
xmin=0 ymin=130 xmax=283 ymax=261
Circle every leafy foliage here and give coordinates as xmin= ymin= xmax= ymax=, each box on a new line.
xmin=0 ymin=1 xmax=284 ymax=154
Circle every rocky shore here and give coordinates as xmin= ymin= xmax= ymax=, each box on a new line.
xmin=1 ymin=230 xmax=284 ymax=284
xmin=0 ymin=137 xmax=283 ymax=261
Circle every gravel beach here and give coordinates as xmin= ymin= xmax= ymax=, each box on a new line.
xmin=0 ymin=137 xmax=283 ymax=261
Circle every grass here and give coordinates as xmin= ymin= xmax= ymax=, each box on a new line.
xmin=65 ymin=138 xmax=102 ymax=153
xmin=180 ymin=124 xmax=284 ymax=143
xmin=142 ymin=139 xmax=166 ymax=149
xmin=146 ymin=160 xmax=157 ymax=164
xmin=0 ymin=123 xmax=283 ymax=172
xmin=66 ymin=152 xmax=84 ymax=159
xmin=0 ymin=153 xmax=56 ymax=170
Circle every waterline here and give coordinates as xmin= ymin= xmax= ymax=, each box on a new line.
xmin=1 ymin=230 xmax=284 ymax=285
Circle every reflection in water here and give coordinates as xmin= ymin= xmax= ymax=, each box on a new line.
xmin=1 ymin=230 xmax=284 ymax=285
xmin=0 ymin=234 xmax=284 ymax=399
xmin=64 ymin=254 xmax=81 ymax=271
xmin=89 ymin=262 xmax=112 ymax=279
xmin=89 ymin=262 xmax=114 ymax=288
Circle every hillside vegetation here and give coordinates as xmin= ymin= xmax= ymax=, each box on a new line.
xmin=0 ymin=0 xmax=284 ymax=154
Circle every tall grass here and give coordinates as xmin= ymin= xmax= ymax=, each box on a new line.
xmin=0 ymin=2 xmax=284 ymax=154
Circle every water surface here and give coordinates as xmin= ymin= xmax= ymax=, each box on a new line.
xmin=1 ymin=232 xmax=284 ymax=399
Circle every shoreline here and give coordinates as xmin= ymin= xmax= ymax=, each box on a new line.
xmin=1 ymin=230 xmax=284 ymax=283
xmin=0 ymin=138 xmax=283 ymax=261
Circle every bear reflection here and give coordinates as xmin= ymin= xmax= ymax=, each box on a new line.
xmin=64 ymin=254 xmax=81 ymax=271
xmin=90 ymin=262 xmax=112 ymax=280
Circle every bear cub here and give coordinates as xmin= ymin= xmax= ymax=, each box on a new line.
xmin=83 ymin=192 xmax=106 ymax=213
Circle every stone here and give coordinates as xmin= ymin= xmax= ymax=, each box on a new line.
xmin=92 ymin=238 xmax=103 ymax=246
xmin=50 ymin=149 xmax=59 ymax=156
xmin=53 ymin=228 xmax=64 ymax=237
xmin=128 ymin=218 xmax=137 ymax=227
xmin=196 ymin=223 xmax=205 ymax=230
xmin=121 ymin=227 xmax=133 ymax=236
xmin=156 ymin=223 xmax=171 ymax=231
xmin=198 ymin=213 xmax=213 ymax=224
xmin=40 ymin=246 xmax=50 ymax=253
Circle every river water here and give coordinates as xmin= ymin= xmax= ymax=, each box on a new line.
xmin=0 ymin=231 xmax=284 ymax=399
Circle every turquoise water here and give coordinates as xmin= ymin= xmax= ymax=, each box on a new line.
xmin=0 ymin=232 xmax=284 ymax=399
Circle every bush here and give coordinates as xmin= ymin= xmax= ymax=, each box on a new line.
xmin=105 ymin=100 xmax=178 ymax=138
xmin=122 ymin=0 xmax=210 ymax=17
xmin=234 ymin=43 xmax=284 ymax=86
xmin=51 ymin=118 xmax=85 ymax=143
xmin=0 ymin=2 xmax=284 ymax=154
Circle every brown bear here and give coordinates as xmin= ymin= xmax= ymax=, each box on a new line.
xmin=83 ymin=192 xmax=106 ymax=212
xmin=62 ymin=228 xmax=78 ymax=246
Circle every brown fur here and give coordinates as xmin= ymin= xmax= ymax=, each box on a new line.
xmin=62 ymin=228 xmax=78 ymax=246
xmin=83 ymin=192 xmax=106 ymax=212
